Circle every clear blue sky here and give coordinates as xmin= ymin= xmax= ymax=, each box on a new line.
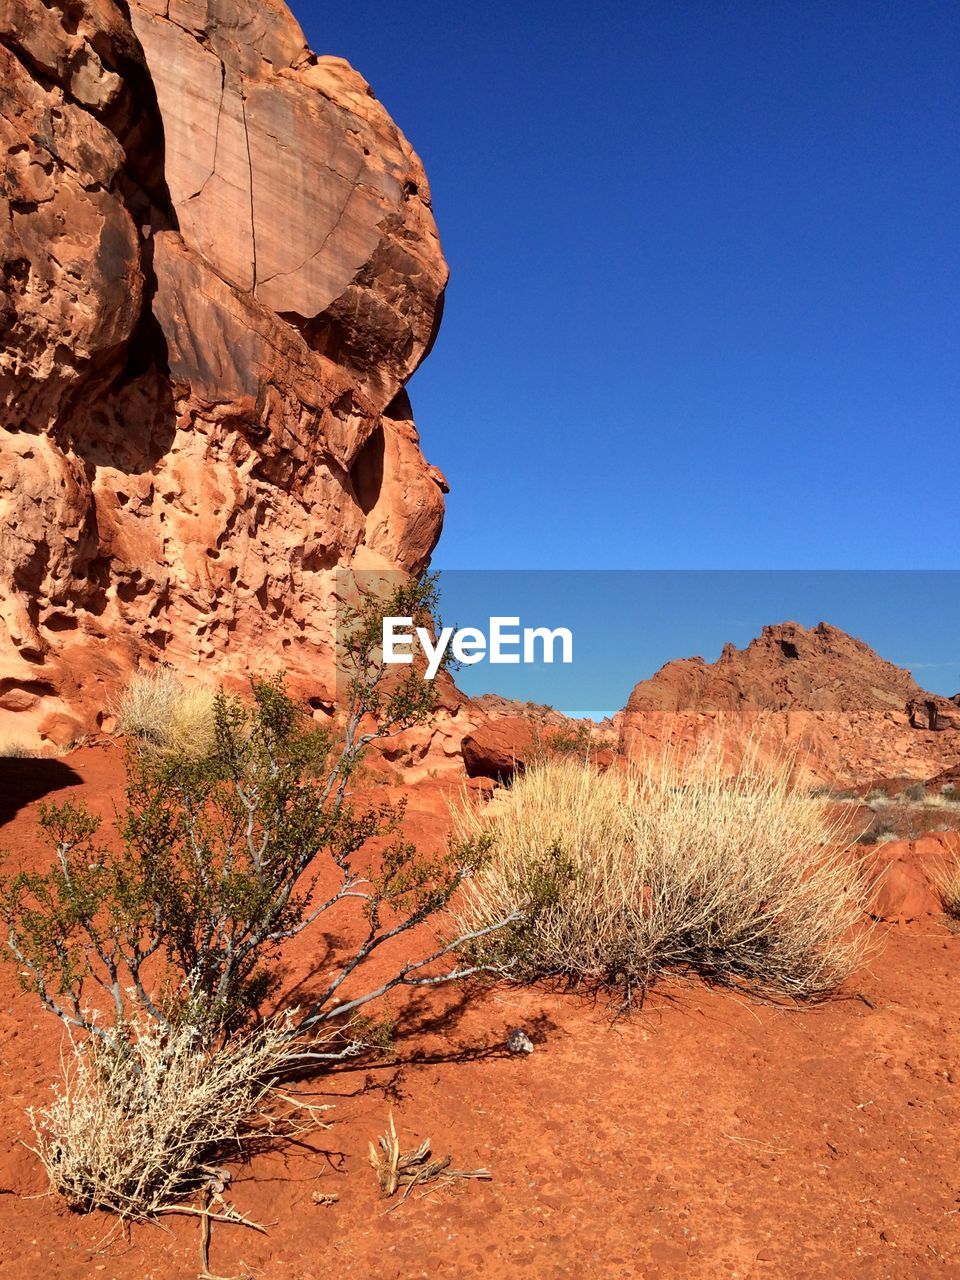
xmin=430 ymin=571 xmax=960 ymax=708
xmin=307 ymin=3 xmax=959 ymax=707
xmin=298 ymin=0 xmax=958 ymax=571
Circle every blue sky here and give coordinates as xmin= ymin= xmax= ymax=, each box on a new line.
xmin=302 ymin=3 xmax=959 ymax=704
xmin=430 ymin=571 xmax=960 ymax=710
xmin=300 ymin=0 xmax=958 ymax=571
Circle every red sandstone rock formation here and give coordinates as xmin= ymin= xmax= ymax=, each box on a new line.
xmin=0 ymin=0 xmax=447 ymax=743
xmin=460 ymin=705 xmax=617 ymax=782
xmin=620 ymin=622 xmax=960 ymax=785
xmin=461 ymin=716 xmax=539 ymax=782
xmin=865 ymin=831 xmax=959 ymax=923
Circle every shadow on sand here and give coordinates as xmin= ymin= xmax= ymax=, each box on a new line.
xmin=0 ymin=757 xmax=83 ymax=828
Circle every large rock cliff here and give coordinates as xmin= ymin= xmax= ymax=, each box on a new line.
xmin=0 ymin=0 xmax=448 ymax=742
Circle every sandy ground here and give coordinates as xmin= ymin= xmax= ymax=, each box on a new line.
xmin=0 ymin=745 xmax=957 ymax=1279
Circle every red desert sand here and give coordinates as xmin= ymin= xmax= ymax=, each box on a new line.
xmin=0 ymin=745 xmax=958 ymax=1279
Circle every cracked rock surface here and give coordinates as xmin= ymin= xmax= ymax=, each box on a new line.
xmin=0 ymin=0 xmax=448 ymax=742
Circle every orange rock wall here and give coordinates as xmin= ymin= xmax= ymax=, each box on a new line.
xmin=0 ymin=0 xmax=447 ymax=743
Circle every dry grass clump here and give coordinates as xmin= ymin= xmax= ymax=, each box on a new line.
xmin=0 ymin=740 xmax=43 ymax=758
xmin=454 ymin=752 xmax=872 ymax=1002
xmin=30 ymin=1014 xmax=327 ymax=1219
xmin=114 ymin=668 xmax=216 ymax=758
xmin=934 ymin=861 xmax=960 ymax=921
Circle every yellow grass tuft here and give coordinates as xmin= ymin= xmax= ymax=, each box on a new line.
xmin=934 ymin=860 xmax=960 ymax=920
xmin=454 ymin=750 xmax=873 ymax=1002
xmin=30 ymin=1013 xmax=330 ymax=1219
xmin=0 ymin=739 xmax=44 ymax=758
xmin=114 ymin=668 xmax=216 ymax=758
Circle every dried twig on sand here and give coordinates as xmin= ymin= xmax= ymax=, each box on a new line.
xmin=155 ymin=1169 xmax=262 ymax=1280
xmin=368 ymin=1112 xmax=491 ymax=1207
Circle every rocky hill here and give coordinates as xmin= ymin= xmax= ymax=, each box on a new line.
xmin=1 ymin=0 xmax=448 ymax=743
xmin=619 ymin=621 xmax=960 ymax=784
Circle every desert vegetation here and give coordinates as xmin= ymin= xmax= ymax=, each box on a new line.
xmin=0 ymin=577 xmax=936 ymax=1249
xmin=29 ymin=1011 xmax=327 ymax=1219
xmin=112 ymin=666 xmax=217 ymax=759
xmin=854 ymin=783 xmax=960 ymax=844
xmin=0 ymin=738 xmax=59 ymax=758
xmin=455 ymin=752 xmax=873 ymax=1003
xmin=0 ymin=741 xmax=39 ymax=758
xmin=0 ymin=576 xmax=513 ymax=1219
xmin=935 ymin=859 xmax=960 ymax=920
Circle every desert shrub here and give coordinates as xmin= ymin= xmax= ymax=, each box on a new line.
xmin=0 ymin=741 xmax=38 ymax=758
xmin=935 ymin=861 xmax=960 ymax=920
xmin=1 ymin=574 xmax=515 ymax=1215
xmin=941 ymin=784 xmax=960 ymax=803
xmin=898 ymin=781 xmax=929 ymax=804
xmin=521 ymin=715 xmax=614 ymax=767
xmin=114 ymin=667 xmax=217 ymax=759
xmin=454 ymin=752 xmax=872 ymax=1003
xmin=857 ymin=786 xmax=959 ymax=842
xmin=30 ymin=1013 xmax=326 ymax=1218
xmin=856 ymin=813 xmax=898 ymax=844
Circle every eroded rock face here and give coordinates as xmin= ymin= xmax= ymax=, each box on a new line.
xmin=0 ymin=0 xmax=448 ymax=742
xmin=620 ymin=622 xmax=960 ymax=785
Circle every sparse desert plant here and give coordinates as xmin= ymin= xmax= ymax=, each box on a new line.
xmin=113 ymin=667 xmax=217 ymax=758
xmin=898 ymin=780 xmax=929 ymax=804
xmin=540 ymin=720 xmax=608 ymax=760
xmin=855 ymin=813 xmax=898 ymax=845
xmin=367 ymin=1110 xmax=490 ymax=1201
xmin=0 ymin=738 xmax=45 ymax=758
xmin=934 ymin=861 xmax=960 ymax=921
xmin=857 ymin=779 xmax=960 ymax=843
xmin=523 ymin=714 xmax=613 ymax=767
xmin=455 ymin=751 xmax=873 ymax=1003
xmin=0 ymin=574 xmax=516 ymax=1215
xmin=2 ymin=578 xmax=510 ymax=1047
xmin=30 ymin=1012 xmax=329 ymax=1219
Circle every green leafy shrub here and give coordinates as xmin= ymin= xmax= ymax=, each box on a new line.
xmin=0 ymin=574 xmax=516 ymax=1215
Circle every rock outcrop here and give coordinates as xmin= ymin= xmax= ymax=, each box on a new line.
xmin=461 ymin=716 xmax=539 ymax=783
xmin=865 ymin=831 xmax=960 ymax=923
xmin=1 ymin=0 xmax=447 ymax=743
xmin=620 ymin=622 xmax=960 ymax=785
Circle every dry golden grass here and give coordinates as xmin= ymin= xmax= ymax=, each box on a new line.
xmin=0 ymin=739 xmax=71 ymax=759
xmin=114 ymin=668 xmax=216 ymax=758
xmin=454 ymin=751 xmax=873 ymax=1002
xmin=30 ymin=1014 xmax=329 ymax=1219
xmin=0 ymin=739 xmax=43 ymax=758
xmin=934 ymin=860 xmax=960 ymax=920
